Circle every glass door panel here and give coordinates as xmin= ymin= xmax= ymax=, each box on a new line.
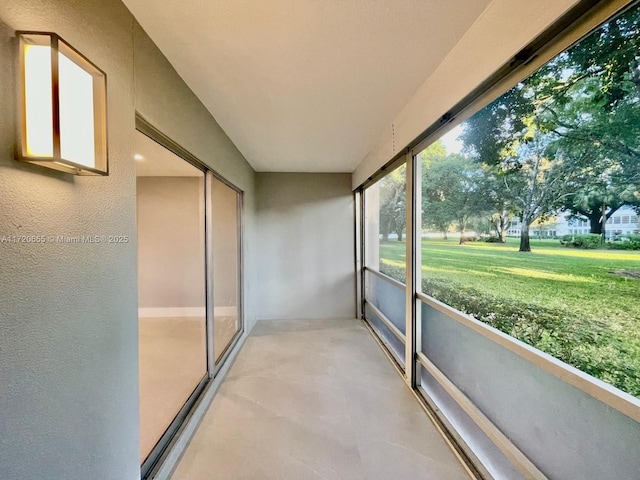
xmin=210 ymin=173 xmax=242 ymax=361
xmin=136 ymin=131 xmax=207 ymax=462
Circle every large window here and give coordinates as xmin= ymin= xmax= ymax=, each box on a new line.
xmin=356 ymin=4 xmax=640 ymax=479
xmin=364 ymin=163 xmax=407 ymax=281
xmin=417 ymin=4 xmax=640 ymax=397
xmin=363 ymin=163 xmax=407 ymax=365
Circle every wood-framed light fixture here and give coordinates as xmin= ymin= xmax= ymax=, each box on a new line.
xmin=17 ymin=31 xmax=108 ymax=175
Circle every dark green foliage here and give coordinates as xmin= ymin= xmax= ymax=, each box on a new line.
xmin=455 ymin=5 xmax=640 ymax=251
xmin=480 ymin=236 xmax=504 ymax=243
xmin=558 ymin=233 xmax=640 ymax=250
xmin=560 ymin=233 xmax=603 ymax=249
xmin=422 ymin=155 xmax=491 ymax=243
xmin=379 ymin=165 xmax=406 ymax=242
xmin=608 ymin=234 xmax=640 ymax=250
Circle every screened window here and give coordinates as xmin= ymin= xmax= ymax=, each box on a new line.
xmin=364 ymin=163 xmax=407 ymax=283
xmin=417 ymin=3 xmax=640 ymax=398
xmin=362 ymin=163 xmax=407 ymax=366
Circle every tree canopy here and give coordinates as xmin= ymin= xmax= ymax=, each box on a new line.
xmin=377 ymin=5 xmax=640 ymax=252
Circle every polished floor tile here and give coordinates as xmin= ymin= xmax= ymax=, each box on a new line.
xmin=170 ymin=318 xmax=471 ymax=480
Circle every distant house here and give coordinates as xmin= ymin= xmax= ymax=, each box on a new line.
xmin=507 ymin=205 xmax=639 ymax=239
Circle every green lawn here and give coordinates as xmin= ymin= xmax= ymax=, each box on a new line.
xmin=378 ymin=237 xmax=640 ymax=396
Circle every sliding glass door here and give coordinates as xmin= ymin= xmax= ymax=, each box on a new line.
xmin=135 ymin=123 xmax=244 ymax=477
xmin=136 ymin=130 xmax=208 ymax=464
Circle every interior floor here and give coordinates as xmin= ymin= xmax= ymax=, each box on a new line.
xmin=139 ymin=315 xmax=240 ymax=460
xmin=170 ymin=318 xmax=471 ymax=480
xmin=139 ymin=317 xmax=207 ymax=460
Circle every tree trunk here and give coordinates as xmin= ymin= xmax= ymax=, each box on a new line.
xmin=601 ymin=202 xmax=607 ymax=243
xmin=587 ymin=210 xmax=603 ymax=234
xmin=498 ymin=213 xmax=509 ymax=243
xmin=519 ymin=224 xmax=531 ymax=252
xmin=442 ymin=230 xmax=448 ymax=240
xmin=459 ymin=228 xmax=466 ymax=245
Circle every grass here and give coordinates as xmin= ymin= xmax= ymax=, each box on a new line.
xmin=378 ymin=237 xmax=640 ymax=397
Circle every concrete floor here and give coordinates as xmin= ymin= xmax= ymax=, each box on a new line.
xmin=171 ymin=318 xmax=471 ymax=480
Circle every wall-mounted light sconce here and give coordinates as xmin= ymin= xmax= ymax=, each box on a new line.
xmin=17 ymin=32 xmax=108 ymax=175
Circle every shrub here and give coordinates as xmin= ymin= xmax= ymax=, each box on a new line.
xmin=480 ymin=236 xmax=503 ymax=243
xmin=419 ymin=276 xmax=640 ymax=396
xmin=560 ymin=233 xmax=602 ymax=249
xmin=379 ymin=263 xmax=405 ymax=284
xmin=608 ymin=234 xmax=640 ymax=250
xmin=378 ymin=261 xmax=640 ymax=396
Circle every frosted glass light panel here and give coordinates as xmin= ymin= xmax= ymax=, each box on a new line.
xmin=18 ymin=32 xmax=107 ymax=175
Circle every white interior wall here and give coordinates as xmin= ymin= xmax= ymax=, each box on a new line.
xmin=137 ymin=176 xmax=205 ymax=310
xmin=256 ymin=173 xmax=355 ymax=320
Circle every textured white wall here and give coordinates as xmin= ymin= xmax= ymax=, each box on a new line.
xmin=256 ymin=173 xmax=355 ymax=320
xmin=0 ymin=2 xmax=257 ymax=479
xmin=0 ymin=2 xmax=139 ymax=479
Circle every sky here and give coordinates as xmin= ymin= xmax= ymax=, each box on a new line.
xmin=439 ymin=124 xmax=464 ymax=154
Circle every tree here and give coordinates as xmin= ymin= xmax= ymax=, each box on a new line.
xmin=476 ymin=165 xmax=519 ymax=242
xmin=537 ymin=74 xmax=640 ymax=236
xmin=420 ymin=140 xmax=449 ymax=237
xmin=423 ymin=155 xmax=491 ymax=244
xmin=379 ymin=165 xmax=406 ymax=242
xmin=500 ymin=131 xmax=576 ymax=251
xmin=459 ymin=5 xmax=640 ymax=250
xmin=529 ymin=5 xmax=640 ymax=236
xmin=560 ymin=160 xmax=639 ymax=240
xmin=461 ymin=98 xmax=577 ymax=251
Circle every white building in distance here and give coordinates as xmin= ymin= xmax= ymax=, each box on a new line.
xmin=507 ymin=205 xmax=639 ymax=239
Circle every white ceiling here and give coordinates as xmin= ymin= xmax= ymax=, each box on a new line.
xmin=135 ymin=130 xmax=203 ymax=177
xmin=123 ymin=0 xmax=492 ymax=172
